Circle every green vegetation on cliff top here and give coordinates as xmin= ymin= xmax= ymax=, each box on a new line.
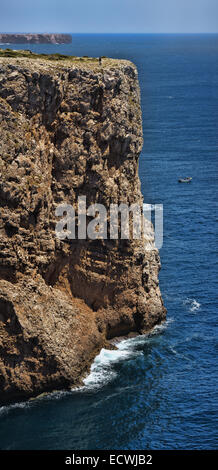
xmin=0 ymin=49 xmax=134 ymax=70
xmin=0 ymin=48 xmax=100 ymax=61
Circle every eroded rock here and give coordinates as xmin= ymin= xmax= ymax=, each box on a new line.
xmin=0 ymin=55 xmax=166 ymax=403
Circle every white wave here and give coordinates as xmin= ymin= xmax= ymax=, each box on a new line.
xmin=83 ymin=347 xmax=141 ymax=389
xmin=0 ymin=400 xmax=31 ymax=417
xmin=150 ymin=317 xmax=174 ymax=335
xmin=115 ymin=319 xmax=173 ymax=351
xmin=82 ymin=319 xmax=172 ymax=390
xmin=0 ymin=389 xmax=73 ymax=415
xmin=184 ymin=298 xmax=201 ymax=312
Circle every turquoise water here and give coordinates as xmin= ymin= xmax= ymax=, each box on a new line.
xmin=0 ymin=34 xmax=217 ymax=450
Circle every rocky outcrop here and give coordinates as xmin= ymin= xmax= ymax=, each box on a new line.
xmin=0 ymin=53 xmax=166 ymax=404
xmin=0 ymin=34 xmax=72 ymax=44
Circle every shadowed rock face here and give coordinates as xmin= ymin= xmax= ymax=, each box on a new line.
xmin=0 ymin=33 xmax=72 ymax=44
xmin=0 ymin=55 xmax=166 ymax=403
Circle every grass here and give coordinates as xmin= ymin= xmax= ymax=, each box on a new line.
xmin=0 ymin=48 xmax=101 ymax=63
xmin=0 ymin=48 xmax=134 ymax=71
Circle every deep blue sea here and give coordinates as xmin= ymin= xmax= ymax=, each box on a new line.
xmin=0 ymin=34 xmax=217 ymax=450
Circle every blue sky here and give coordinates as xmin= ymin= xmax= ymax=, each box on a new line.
xmin=1 ymin=0 xmax=218 ymax=33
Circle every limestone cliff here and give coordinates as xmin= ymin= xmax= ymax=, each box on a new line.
xmin=0 ymin=34 xmax=72 ymax=44
xmin=0 ymin=52 xmax=166 ymax=404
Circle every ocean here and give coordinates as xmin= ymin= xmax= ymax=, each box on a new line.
xmin=0 ymin=34 xmax=217 ymax=450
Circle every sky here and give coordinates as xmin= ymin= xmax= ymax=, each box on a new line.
xmin=0 ymin=0 xmax=218 ymax=34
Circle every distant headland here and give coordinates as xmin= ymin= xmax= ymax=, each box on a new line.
xmin=0 ymin=33 xmax=72 ymax=44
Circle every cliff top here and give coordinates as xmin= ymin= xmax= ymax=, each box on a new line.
xmin=0 ymin=48 xmax=135 ymax=72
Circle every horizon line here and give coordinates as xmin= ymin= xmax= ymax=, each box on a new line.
xmin=1 ymin=31 xmax=218 ymax=35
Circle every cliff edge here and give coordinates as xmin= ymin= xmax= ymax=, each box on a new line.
xmin=0 ymin=52 xmax=166 ymax=403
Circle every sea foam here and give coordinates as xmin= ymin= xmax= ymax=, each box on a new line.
xmin=82 ymin=318 xmax=172 ymax=390
xmin=83 ymin=346 xmax=142 ymax=389
xmin=184 ymin=298 xmax=201 ymax=312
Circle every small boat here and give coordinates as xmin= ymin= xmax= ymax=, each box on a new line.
xmin=178 ymin=177 xmax=192 ymax=183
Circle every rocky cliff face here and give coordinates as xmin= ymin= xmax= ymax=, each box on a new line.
xmin=0 ymin=53 xmax=166 ymax=403
xmin=0 ymin=34 xmax=72 ymax=44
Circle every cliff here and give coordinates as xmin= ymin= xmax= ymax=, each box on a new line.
xmin=0 ymin=51 xmax=166 ymax=404
xmin=0 ymin=33 xmax=72 ymax=44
